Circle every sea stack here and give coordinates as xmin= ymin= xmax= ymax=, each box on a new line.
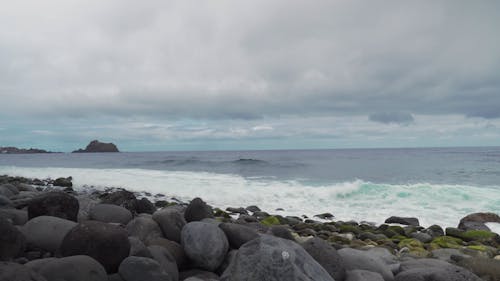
xmin=72 ymin=140 xmax=119 ymax=153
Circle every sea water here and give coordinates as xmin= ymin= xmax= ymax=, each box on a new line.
xmin=1 ymin=147 xmax=499 ymax=228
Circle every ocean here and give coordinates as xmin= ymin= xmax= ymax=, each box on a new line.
xmin=1 ymin=147 xmax=499 ymax=229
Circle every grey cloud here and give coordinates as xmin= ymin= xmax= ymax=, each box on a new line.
xmin=369 ymin=112 xmax=414 ymax=125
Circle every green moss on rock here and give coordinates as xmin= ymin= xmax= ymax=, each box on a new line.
xmin=260 ymin=216 xmax=281 ymax=226
xmin=460 ymin=230 xmax=497 ymax=242
xmin=430 ymin=236 xmax=463 ymax=250
xmin=339 ymin=224 xmax=361 ymax=234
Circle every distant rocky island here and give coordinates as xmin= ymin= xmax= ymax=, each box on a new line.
xmin=0 ymin=147 xmax=51 ymax=154
xmin=72 ymin=140 xmax=120 ymax=153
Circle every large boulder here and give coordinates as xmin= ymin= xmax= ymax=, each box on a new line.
xmin=338 ymin=248 xmax=394 ymax=281
xmin=89 ymin=203 xmax=133 ymax=224
xmin=0 ymin=262 xmax=47 ymax=281
xmin=147 ymin=245 xmax=179 ymax=281
xmin=60 ymin=220 xmax=130 ymax=273
xmin=395 ymin=258 xmax=482 ymax=281
xmin=181 ymin=221 xmax=229 ymax=271
xmin=346 ymin=270 xmax=385 ymax=281
xmin=302 ymin=237 xmax=346 ymax=281
xmin=219 ymin=222 xmax=259 ymax=249
xmin=38 ymin=255 xmax=108 ymax=281
xmin=0 ymin=217 xmax=25 ymax=260
xmin=118 ymin=256 xmax=175 ymax=281
xmin=0 ymin=208 xmax=28 ymax=225
xmin=72 ymin=140 xmax=119 ymax=153
xmin=129 ymin=237 xmax=152 ymax=258
xmin=21 ymin=216 xmax=77 ymax=253
xmin=385 ymin=216 xmax=419 ymax=226
xmin=28 ymin=191 xmax=79 ymax=221
xmin=0 ymin=184 xmax=17 ymax=198
xmin=0 ymin=195 xmax=14 ymax=208
xmin=458 ymin=212 xmax=500 ymax=231
xmin=221 ymin=235 xmax=334 ymax=281
xmin=147 ymin=237 xmax=187 ymax=269
xmin=152 ymin=208 xmax=186 ymax=243
xmin=184 ymin=198 xmax=214 ymax=222
xmin=53 ymin=177 xmax=73 ymax=188
xmin=455 ymin=257 xmax=500 ymax=280
xmin=126 ymin=216 xmax=163 ymax=243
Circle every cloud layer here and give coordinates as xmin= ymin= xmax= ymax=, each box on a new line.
xmin=1 ymin=1 xmax=499 ymax=150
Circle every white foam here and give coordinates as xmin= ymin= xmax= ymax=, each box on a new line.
xmin=485 ymin=223 xmax=500 ymax=235
xmin=1 ymin=166 xmax=499 ymax=228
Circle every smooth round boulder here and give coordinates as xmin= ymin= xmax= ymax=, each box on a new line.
xmin=458 ymin=212 xmax=500 ymax=231
xmin=181 ymin=221 xmax=229 ymax=271
xmin=396 ymin=258 xmax=482 ymax=281
xmin=21 ymin=215 xmax=77 ymax=253
xmin=60 ymin=220 xmax=130 ymax=273
xmin=219 ymin=222 xmax=259 ymax=249
xmin=152 ymin=208 xmax=186 ymax=243
xmin=147 ymin=245 xmax=179 ymax=281
xmin=0 ymin=184 xmax=17 ymax=198
xmin=302 ymin=237 xmax=346 ymax=281
xmin=90 ymin=203 xmax=133 ymax=224
xmin=0 ymin=195 xmax=14 ymax=208
xmin=119 ymin=256 xmax=175 ymax=281
xmin=0 ymin=262 xmax=47 ymax=281
xmin=221 ymin=235 xmax=334 ymax=281
xmin=126 ymin=216 xmax=163 ymax=243
xmin=28 ymin=191 xmax=79 ymax=221
xmin=184 ymin=198 xmax=214 ymax=222
xmin=385 ymin=216 xmax=420 ymax=226
xmin=338 ymin=248 xmax=394 ymax=281
xmin=38 ymin=255 xmax=107 ymax=281
xmin=0 ymin=217 xmax=25 ymax=260
xmin=147 ymin=237 xmax=187 ymax=269
xmin=0 ymin=208 xmax=27 ymax=225
xmin=129 ymin=237 xmax=152 ymax=258
xmin=347 ymin=269 xmax=385 ymax=281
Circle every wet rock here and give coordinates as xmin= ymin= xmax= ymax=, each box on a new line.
xmin=221 ymin=235 xmax=333 ymax=281
xmin=21 ymin=216 xmax=77 ymax=253
xmin=184 ymin=197 xmax=214 ymax=222
xmin=458 ymin=212 xmax=500 ymax=231
xmin=126 ymin=216 xmax=163 ymax=243
xmin=338 ymin=248 xmax=394 ymax=281
xmin=245 ymin=205 xmax=261 ymax=212
xmin=53 ymin=177 xmax=73 ymax=188
xmin=89 ymin=203 xmax=133 ymax=224
xmin=28 ymin=191 xmax=79 ymax=221
xmin=219 ymin=222 xmax=259 ymax=249
xmin=119 ymin=256 xmax=175 ymax=281
xmin=60 ymin=220 xmax=130 ymax=273
xmin=152 ymin=208 xmax=186 ymax=243
xmin=0 ymin=262 xmax=47 ymax=281
xmin=385 ymin=216 xmax=419 ymax=226
xmin=0 ymin=217 xmax=25 ymax=260
xmin=38 ymin=255 xmax=107 ymax=281
xmin=181 ymin=221 xmax=229 ymax=271
xmin=226 ymin=207 xmax=248 ymax=215
xmin=136 ymin=197 xmax=156 ymax=214
xmin=302 ymin=237 xmax=346 ymax=281
xmin=314 ymin=213 xmax=334 ymax=220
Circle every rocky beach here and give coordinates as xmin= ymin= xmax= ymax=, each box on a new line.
xmin=1 ymin=174 xmax=500 ymax=280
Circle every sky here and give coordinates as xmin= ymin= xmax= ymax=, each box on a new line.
xmin=1 ymin=0 xmax=499 ymax=151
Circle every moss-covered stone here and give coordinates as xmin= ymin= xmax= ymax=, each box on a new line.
xmin=339 ymin=224 xmax=361 ymax=234
xmin=387 ymin=225 xmax=405 ymax=236
xmin=398 ymin=238 xmax=424 ymax=249
xmin=213 ymin=208 xmax=231 ymax=219
xmin=430 ymin=236 xmax=464 ymax=250
xmin=260 ymin=216 xmax=281 ymax=226
xmin=467 ymin=244 xmax=488 ymax=252
xmin=460 ymin=230 xmax=497 ymax=242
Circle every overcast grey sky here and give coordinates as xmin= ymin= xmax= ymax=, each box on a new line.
xmin=1 ymin=1 xmax=499 ymax=151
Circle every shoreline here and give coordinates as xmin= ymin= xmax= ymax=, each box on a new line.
xmin=1 ymin=174 xmax=500 ymax=280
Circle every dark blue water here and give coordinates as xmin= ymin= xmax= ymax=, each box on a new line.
xmin=1 ymin=146 xmax=499 ymax=186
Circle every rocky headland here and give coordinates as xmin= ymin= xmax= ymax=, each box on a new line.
xmin=0 ymin=147 xmax=51 ymax=154
xmin=72 ymin=140 xmax=120 ymax=153
xmin=1 ymin=174 xmax=499 ymax=281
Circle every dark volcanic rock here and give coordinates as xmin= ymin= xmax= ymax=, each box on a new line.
xmin=0 ymin=208 xmax=28 ymax=225
xmin=53 ymin=177 xmax=73 ymax=188
xmin=38 ymin=255 xmax=108 ymax=281
xmin=458 ymin=212 xmax=500 ymax=231
xmin=219 ymin=222 xmax=259 ymax=249
xmin=396 ymin=258 xmax=482 ymax=281
xmin=338 ymin=248 xmax=394 ymax=281
xmin=455 ymin=257 xmax=500 ymax=280
xmin=147 ymin=245 xmax=179 ymax=281
xmin=181 ymin=221 xmax=229 ymax=271
xmin=302 ymin=237 xmax=346 ymax=281
xmin=60 ymin=220 xmax=130 ymax=273
xmin=385 ymin=216 xmax=420 ymax=226
xmin=0 ymin=262 xmax=47 ymax=281
xmin=28 ymin=191 xmax=79 ymax=221
xmin=152 ymin=208 xmax=186 ymax=243
xmin=0 ymin=217 xmax=25 ymax=260
xmin=126 ymin=216 xmax=163 ymax=243
xmin=269 ymin=225 xmax=295 ymax=241
xmin=0 ymin=146 xmax=50 ymax=154
xmin=221 ymin=235 xmax=334 ymax=281
xmin=89 ymin=203 xmax=133 ymax=224
xmin=184 ymin=197 xmax=214 ymax=222
xmin=346 ymin=270 xmax=385 ymax=281
xmin=128 ymin=237 xmax=152 ymax=258
xmin=147 ymin=238 xmax=187 ymax=269
xmin=21 ymin=216 xmax=77 ymax=253
xmin=135 ymin=197 xmax=156 ymax=214
xmin=72 ymin=140 xmax=119 ymax=153
xmin=119 ymin=256 xmax=176 ymax=281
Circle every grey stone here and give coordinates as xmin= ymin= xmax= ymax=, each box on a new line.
xmin=90 ymin=203 xmax=133 ymax=224
xmin=221 ymin=235 xmax=334 ymax=281
xmin=0 ymin=262 xmax=47 ymax=281
xmin=76 ymin=195 xmax=99 ymax=221
xmin=25 ymin=258 xmax=58 ymax=272
xmin=182 ymin=221 xmax=229 ymax=271
xmin=410 ymin=232 xmax=432 ymax=243
xmin=152 ymin=208 xmax=186 ymax=243
xmin=0 ymin=208 xmax=27 ymax=225
xmin=129 ymin=236 xmax=152 ymax=258
xmin=126 ymin=216 xmax=163 ymax=243
xmin=16 ymin=183 xmax=37 ymax=192
xmin=219 ymin=223 xmax=259 ymax=249
xmin=38 ymin=255 xmax=107 ymax=281
xmin=338 ymin=248 xmax=394 ymax=281
xmin=180 ymin=269 xmax=220 ymax=280
xmin=28 ymin=191 xmax=79 ymax=221
xmin=119 ymin=256 xmax=175 ymax=281
xmin=431 ymin=248 xmax=471 ymax=262
xmin=108 ymin=273 xmax=125 ymax=281
xmin=458 ymin=212 xmax=500 ymax=230
xmin=147 ymin=237 xmax=186 ymax=269
xmin=0 ymin=195 xmax=14 ymax=208
xmin=346 ymin=269 xmax=385 ymax=281
xmin=396 ymin=258 xmax=482 ymax=281
xmin=184 ymin=197 xmax=214 ymax=222
xmin=245 ymin=205 xmax=261 ymax=212
xmin=455 ymin=257 xmax=500 ymax=281
xmin=0 ymin=217 xmax=25 ymax=260
xmin=302 ymin=237 xmax=346 ymax=281
xmin=0 ymin=184 xmax=16 ymax=198
xmin=147 ymin=245 xmax=179 ymax=281
xmin=21 ymin=216 xmax=77 ymax=253
xmin=269 ymin=225 xmax=295 ymax=241
xmin=60 ymin=220 xmax=130 ymax=273
xmin=385 ymin=216 xmax=419 ymax=226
